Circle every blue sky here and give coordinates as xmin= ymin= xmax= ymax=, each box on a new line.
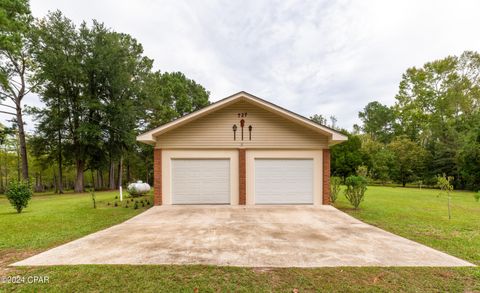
xmin=3 ymin=0 xmax=480 ymax=131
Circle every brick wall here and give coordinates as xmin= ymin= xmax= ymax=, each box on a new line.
xmin=322 ymin=149 xmax=331 ymax=205
xmin=239 ymin=148 xmax=246 ymax=205
xmin=153 ymin=148 xmax=162 ymax=205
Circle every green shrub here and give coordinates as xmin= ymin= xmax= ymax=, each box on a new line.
xmin=330 ymin=176 xmax=342 ymax=203
xmin=344 ymin=176 xmax=367 ymax=209
xmin=436 ymin=174 xmax=454 ymax=219
xmin=5 ymin=180 xmax=32 ymax=213
xmin=474 ymin=191 xmax=480 ymax=202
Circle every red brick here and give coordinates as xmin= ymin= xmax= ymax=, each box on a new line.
xmin=153 ymin=148 xmax=162 ymax=205
xmin=322 ymin=149 xmax=331 ymax=205
xmin=239 ymin=148 xmax=246 ymax=205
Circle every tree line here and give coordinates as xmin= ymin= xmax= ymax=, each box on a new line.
xmin=322 ymin=51 xmax=480 ymax=190
xmin=2 ymin=1 xmax=479 ymax=194
xmin=0 ymin=0 xmax=210 ymax=193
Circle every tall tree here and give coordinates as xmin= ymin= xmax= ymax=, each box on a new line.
xmin=358 ymin=101 xmax=396 ymax=143
xmin=458 ymin=112 xmax=480 ymax=190
xmin=394 ymin=51 xmax=480 ymax=187
xmin=0 ymin=0 xmax=33 ymax=180
xmin=141 ymin=71 xmax=210 ymax=130
xmin=79 ymin=21 xmax=153 ymax=189
xmin=310 ymin=114 xmax=327 ymax=125
xmin=33 ymin=11 xmax=101 ymax=192
xmin=331 ymin=132 xmax=363 ymax=180
xmin=360 ymin=136 xmax=394 ymax=184
xmin=387 ymin=136 xmax=427 ymax=187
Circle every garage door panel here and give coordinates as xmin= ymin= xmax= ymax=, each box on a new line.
xmin=172 ymin=159 xmax=230 ymax=204
xmin=255 ymin=159 xmax=313 ymax=204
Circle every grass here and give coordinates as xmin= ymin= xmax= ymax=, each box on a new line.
xmin=335 ymin=186 xmax=480 ymax=264
xmin=0 ymin=190 xmax=152 ymax=250
xmin=1 ymin=187 xmax=479 ymax=292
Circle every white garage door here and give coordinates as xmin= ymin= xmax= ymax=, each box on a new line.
xmin=172 ymin=159 xmax=230 ymax=204
xmin=255 ymin=159 xmax=313 ymax=204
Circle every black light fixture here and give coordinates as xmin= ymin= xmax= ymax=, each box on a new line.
xmin=248 ymin=125 xmax=252 ymax=140
xmin=232 ymin=124 xmax=237 ymax=140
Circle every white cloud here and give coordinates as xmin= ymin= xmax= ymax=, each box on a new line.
xmin=2 ymin=0 xmax=480 ymax=131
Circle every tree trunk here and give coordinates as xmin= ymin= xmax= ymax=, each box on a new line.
xmin=34 ymin=172 xmax=44 ymax=192
xmin=57 ymin=129 xmax=63 ymax=194
xmin=109 ymin=160 xmax=116 ymax=190
xmin=4 ymin=146 xmax=7 ymax=188
xmin=15 ymin=139 xmax=20 ymax=181
xmin=145 ymin=158 xmax=149 ymax=184
xmin=15 ymin=105 xmax=29 ymax=181
xmin=53 ymin=172 xmax=58 ymax=193
xmin=91 ymin=169 xmax=95 ymax=191
xmin=94 ymin=170 xmax=99 ymax=190
xmin=99 ymin=170 xmax=104 ymax=189
xmin=74 ymin=159 xmax=85 ymax=193
xmin=118 ymin=154 xmax=123 ymax=189
xmin=126 ymin=159 xmax=131 ymax=184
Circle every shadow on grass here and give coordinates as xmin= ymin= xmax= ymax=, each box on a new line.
xmin=0 ymin=210 xmax=32 ymax=216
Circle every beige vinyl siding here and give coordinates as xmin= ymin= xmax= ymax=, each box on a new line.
xmin=156 ymin=100 xmax=328 ymax=149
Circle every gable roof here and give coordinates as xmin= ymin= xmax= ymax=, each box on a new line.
xmin=137 ymin=91 xmax=348 ymax=145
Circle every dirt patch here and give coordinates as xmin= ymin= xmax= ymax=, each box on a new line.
xmin=0 ymin=249 xmax=41 ymax=274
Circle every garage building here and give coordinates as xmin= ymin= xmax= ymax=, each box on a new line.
xmin=137 ymin=91 xmax=347 ymax=205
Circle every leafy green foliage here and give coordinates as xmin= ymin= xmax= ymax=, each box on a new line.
xmin=0 ymin=0 xmax=33 ymax=181
xmin=358 ymin=101 xmax=396 ymax=143
xmin=329 ymin=176 xmax=341 ymax=203
xmin=331 ymin=133 xmax=363 ymax=179
xmin=353 ymin=51 xmax=480 ymax=190
xmin=5 ymin=180 xmax=32 ymax=213
xmin=141 ymin=71 xmax=210 ymax=129
xmin=344 ymin=175 xmax=367 ymax=209
xmin=394 ymin=51 xmax=480 ymax=188
xmin=310 ymin=114 xmax=328 ymax=125
xmin=437 ymin=175 xmax=454 ymax=219
xmin=360 ymin=137 xmax=394 ymax=184
xmin=28 ymin=11 xmax=209 ymax=192
xmin=437 ymin=175 xmax=454 ymax=194
xmin=387 ymin=136 xmax=427 ymax=187
xmin=458 ymin=112 xmax=480 ymax=190
xmin=0 ymin=0 xmax=30 ymax=53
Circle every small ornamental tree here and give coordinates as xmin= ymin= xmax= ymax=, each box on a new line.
xmin=344 ymin=175 xmax=368 ymax=209
xmin=437 ymin=174 xmax=454 ymax=220
xmin=5 ymin=180 xmax=32 ymax=213
xmin=330 ymin=176 xmax=342 ymax=204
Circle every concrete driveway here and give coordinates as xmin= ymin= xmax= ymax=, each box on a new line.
xmin=13 ymin=205 xmax=473 ymax=267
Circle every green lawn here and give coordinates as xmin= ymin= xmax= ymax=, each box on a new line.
xmin=0 ymin=191 xmax=153 ymax=250
xmin=335 ymin=186 xmax=480 ymax=265
xmin=1 ymin=187 xmax=479 ymax=292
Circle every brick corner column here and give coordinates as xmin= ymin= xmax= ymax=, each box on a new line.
xmin=153 ymin=148 xmax=162 ymax=205
xmin=322 ymin=149 xmax=331 ymax=205
xmin=239 ymin=148 xmax=246 ymax=205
